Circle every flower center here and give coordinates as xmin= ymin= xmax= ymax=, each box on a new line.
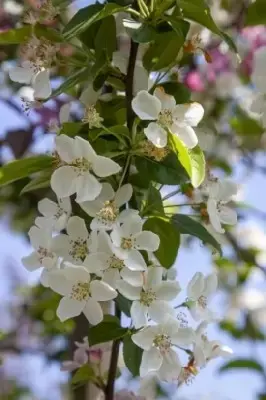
xmin=82 ymin=106 xmax=103 ymax=129
xmin=140 ymin=140 xmax=169 ymax=162
xmin=72 ymin=157 xmax=92 ymax=173
xmin=37 ymin=246 xmax=54 ymax=263
xmin=69 ymin=239 xmax=88 ymax=261
xmin=109 ymin=255 xmax=125 ymax=270
xmin=97 ymin=201 xmax=119 ymax=223
xmin=121 ymin=237 xmax=134 ymax=250
xmin=140 ymin=289 xmax=156 ymax=306
xmin=153 ymin=334 xmax=171 ymax=353
xmin=71 ymin=281 xmax=90 ymax=301
xmin=198 ymin=295 xmax=207 ymax=309
xmin=158 ymin=109 xmax=173 ymax=128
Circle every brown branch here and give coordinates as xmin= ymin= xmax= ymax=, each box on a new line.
xmin=125 ymin=40 xmax=139 ymax=131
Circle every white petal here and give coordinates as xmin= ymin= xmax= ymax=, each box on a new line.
xmin=38 ymin=198 xmax=58 ymax=217
xmin=116 ymin=280 xmax=141 ymax=300
xmin=9 ymin=66 xmax=33 ymax=84
xmin=216 ymin=179 xmax=238 ymax=201
xmin=83 ymin=298 xmax=103 ymax=325
xmin=22 ymin=251 xmax=40 ymax=271
xmin=33 ymin=70 xmax=51 ymax=99
xmin=187 ymin=272 xmax=204 ymax=300
xmin=118 ymin=209 xmax=139 ymax=224
xmin=149 ymin=300 xmax=176 ymax=323
xmin=51 ymin=166 xmax=77 ymax=198
xmin=203 ymin=273 xmax=218 ymax=297
xmin=84 ymin=252 xmax=109 ymax=273
xmin=79 ymin=83 xmax=99 ymax=106
xmin=96 ymin=182 xmax=115 ymax=202
xmin=57 ymin=297 xmax=85 ymax=321
xmin=158 ymin=349 xmax=181 ymax=381
xmin=59 ymin=103 xmax=71 ymax=124
xmin=90 ymin=280 xmax=117 ymax=301
xmin=154 ymin=87 xmax=176 ymax=110
xmin=171 ymin=327 xmax=195 ymax=346
xmin=132 ymin=327 xmax=158 ymax=350
xmin=67 ymin=216 xmax=88 ymax=240
xmin=122 ymin=215 xmax=143 ymax=237
xmin=51 ymin=234 xmax=70 ymax=259
xmin=140 ymin=348 xmax=163 ymax=377
xmin=79 ymin=200 xmax=102 ymax=217
xmin=102 ymin=269 xmax=120 ymax=288
xmin=64 ymin=265 xmax=91 ymax=283
xmin=133 ymin=64 xmax=149 ymax=94
xmin=92 ymin=156 xmax=121 ymax=178
xmin=90 ymin=217 xmax=114 ymax=231
xmin=144 ymin=122 xmax=167 ymax=148
xmin=132 ymin=91 xmax=161 ymax=120
xmin=74 ymin=136 xmax=96 ymax=161
xmin=131 ymin=301 xmax=148 ymax=328
xmin=59 ymin=197 xmax=72 ymax=213
xmin=156 ymin=281 xmax=181 ymax=301
xmin=120 ymin=268 xmax=143 ymax=286
xmin=55 ymin=135 xmax=75 ymax=163
xmin=172 ymin=124 xmax=198 ymax=149
xmin=219 ymin=206 xmax=237 ymax=226
xmin=146 ymin=267 xmax=163 ymax=289
xmin=35 ymin=216 xmax=55 ymax=231
xmin=75 ymin=173 xmax=102 ymax=203
xmin=97 ymin=230 xmax=113 ymax=253
xmin=193 ymin=343 xmax=206 ymax=367
xmin=114 ymin=184 xmax=133 ymax=207
xmin=173 ymin=103 xmax=204 ymax=127
xmin=124 ymin=250 xmax=147 ymax=271
xmin=28 ymin=226 xmax=50 ymax=249
xmin=207 ymin=198 xmax=224 ymax=233
xmin=134 ymin=231 xmax=160 ymax=251
xmin=49 ymin=271 xmax=72 ymax=295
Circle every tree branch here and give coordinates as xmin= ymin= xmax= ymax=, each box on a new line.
xmin=125 ymin=40 xmax=139 ymax=131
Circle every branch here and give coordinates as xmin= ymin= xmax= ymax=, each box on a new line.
xmin=105 ymin=308 xmax=121 ymax=400
xmin=125 ymin=40 xmax=139 ymax=131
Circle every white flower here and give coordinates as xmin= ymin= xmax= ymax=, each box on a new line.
xmin=132 ymin=318 xmax=194 ymax=381
xmin=187 ymin=272 xmax=217 ymax=321
xmin=215 ymin=72 xmax=242 ymax=99
xmin=52 ymin=216 xmax=97 ymax=264
xmin=206 ymin=178 xmax=238 ymax=234
xmin=84 ymin=231 xmax=144 ymax=289
xmin=49 ymin=264 xmax=117 ymax=324
xmin=117 ymin=267 xmax=181 ymax=328
xmin=22 ymin=226 xmax=58 ymax=286
xmin=251 ymin=47 xmax=266 ymax=94
xmin=110 ymin=214 xmax=160 ymax=263
xmin=132 ymin=87 xmax=204 ymax=148
xmin=35 ymin=197 xmax=71 ymax=232
xmin=79 ymin=183 xmax=137 ymax=231
xmin=51 ymin=135 xmax=121 ymax=202
xmin=49 ymin=103 xmax=71 ymax=133
xmin=193 ymin=322 xmax=233 ymax=367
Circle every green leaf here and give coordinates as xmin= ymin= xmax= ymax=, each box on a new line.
xmin=72 ymin=364 xmax=95 ymax=384
xmin=135 ymin=153 xmax=187 ymax=185
xmin=230 ymin=108 xmax=264 ymax=136
xmin=127 ymin=23 xmax=157 ymax=43
xmin=0 ymin=156 xmax=53 ymax=187
xmin=123 ymin=336 xmax=143 ymax=377
xmin=179 ymin=0 xmax=237 ymax=53
xmin=88 ymin=315 xmax=128 ymax=346
xmin=169 ymin=136 xmax=205 ymax=188
xmin=159 ymin=82 xmax=191 ymax=104
xmin=245 ymin=0 xmax=266 ymax=26
xmin=63 ymin=3 xmax=126 ymax=40
xmin=172 ymin=214 xmax=222 ymax=255
xmin=51 ymin=68 xmax=90 ymax=98
xmin=144 ymin=184 xmax=164 ymax=216
xmin=61 ymin=122 xmax=83 ymax=137
xmin=0 ymin=24 xmax=63 ymax=45
xmin=20 ymin=171 xmax=52 ymax=194
xmin=116 ymin=294 xmax=132 ymax=317
xmin=143 ymin=218 xmax=180 ymax=268
xmin=94 ymin=16 xmax=117 ymax=58
xmin=165 ymin=17 xmax=190 ymax=39
xmin=219 ymin=359 xmax=265 ymax=374
xmin=143 ymin=28 xmax=187 ymax=71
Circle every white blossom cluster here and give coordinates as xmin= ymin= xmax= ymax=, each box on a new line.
xmin=21 ymin=133 xmax=232 ymax=383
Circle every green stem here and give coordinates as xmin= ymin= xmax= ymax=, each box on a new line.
xmin=164 ymin=203 xmax=197 ymax=208
xmin=137 ymin=0 xmax=149 ymax=17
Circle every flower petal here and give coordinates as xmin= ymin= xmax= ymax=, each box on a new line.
xmin=154 ymin=87 xmax=176 ymax=110
xmin=203 ymin=273 xmax=218 ymax=297
xmin=9 ymin=66 xmax=33 ymax=84
xmin=49 ymin=271 xmax=72 ymax=295
xmin=187 ymin=272 xmax=204 ymax=300
xmin=131 ymin=301 xmax=148 ymax=328
xmin=173 ymin=103 xmax=204 ymax=127
xmin=84 ymin=252 xmax=109 ymax=273
xmin=207 ymin=198 xmax=224 ymax=233
xmin=134 ymin=231 xmax=160 ymax=251
xmin=116 ymin=280 xmax=141 ymax=300
xmin=219 ymin=206 xmax=237 ymax=226
xmin=22 ymin=251 xmax=40 ymax=271
xmin=90 ymin=280 xmax=117 ymax=301
xmin=171 ymin=327 xmax=195 ymax=346
xmin=149 ymin=300 xmax=176 ymax=323
xmin=172 ymin=124 xmax=198 ymax=149
xmin=132 ymin=90 xmax=161 ymax=120
xmin=75 ymin=173 xmax=102 ymax=203
xmin=120 ymin=268 xmax=143 ymax=286
xmin=55 ymin=135 xmax=75 ymax=163
xmin=122 ymin=215 xmax=143 ymax=237
xmin=33 ymin=70 xmax=51 ymax=99
xmin=146 ymin=267 xmax=163 ymax=289
xmin=144 ymin=122 xmax=167 ymax=148
xmin=92 ymin=156 xmax=121 ymax=178
xmin=193 ymin=343 xmax=206 ymax=367
xmin=28 ymin=226 xmax=50 ymax=249
xmin=59 ymin=103 xmax=71 ymax=124
xmin=83 ymin=298 xmax=103 ymax=325
xmin=38 ymin=198 xmax=58 ymax=217
xmin=158 ymin=349 xmax=181 ymax=381
xmin=124 ymin=250 xmax=147 ymax=271
xmin=155 ymin=281 xmax=181 ymax=301
xmin=140 ymin=348 xmax=163 ymax=377
xmin=114 ymin=184 xmax=133 ymax=207
xmin=57 ymin=297 xmax=85 ymax=321
xmin=67 ymin=216 xmax=88 ymax=240
xmin=132 ymin=326 xmax=159 ymax=350
xmin=64 ymin=265 xmax=91 ymax=283
xmin=74 ymin=136 xmax=96 ymax=161
xmin=102 ymin=268 xmax=120 ymax=288
xmin=51 ymin=166 xmax=77 ymax=199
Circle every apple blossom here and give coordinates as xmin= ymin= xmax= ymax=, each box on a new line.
xmin=35 ymin=196 xmax=71 ymax=232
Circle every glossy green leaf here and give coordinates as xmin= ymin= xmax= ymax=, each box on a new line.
xmin=245 ymin=0 xmax=266 ymax=26
xmin=63 ymin=3 xmax=125 ymax=40
xmin=88 ymin=315 xmax=128 ymax=346
xmin=0 ymin=24 xmax=63 ymax=45
xmin=94 ymin=16 xmax=117 ymax=58
xmin=135 ymin=153 xmax=187 ymax=185
xmin=159 ymin=82 xmax=191 ymax=104
xmin=144 ymin=185 xmax=164 ymax=216
xmin=179 ymin=0 xmax=237 ymax=53
xmin=123 ymin=336 xmax=143 ymax=377
xmin=172 ymin=214 xmax=222 ymax=255
xmin=0 ymin=156 xmax=53 ymax=187
xmin=116 ymin=294 xmax=132 ymax=317
xmin=219 ymin=359 xmax=265 ymax=374
xmin=72 ymin=364 xmax=95 ymax=384
xmin=143 ymin=218 xmax=180 ymax=268
xmin=61 ymin=122 xmax=83 ymax=137
xmin=127 ymin=23 xmax=157 ymax=43
xmin=170 ymin=136 xmax=205 ymax=188
xmin=20 ymin=171 xmax=52 ymax=194
xmin=51 ymin=68 xmax=90 ymax=98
